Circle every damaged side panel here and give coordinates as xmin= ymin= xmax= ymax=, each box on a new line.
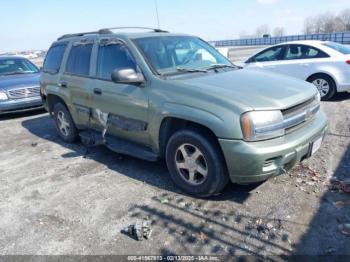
xmin=94 ymin=108 xmax=147 ymax=132
xmin=107 ymin=114 xmax=147 ymax=131
xmin=74 ymin=104 xmax=91 ymax=124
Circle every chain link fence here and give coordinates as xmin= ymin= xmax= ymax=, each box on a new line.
xmin=211 ymin=31 xmax=350 ymax=47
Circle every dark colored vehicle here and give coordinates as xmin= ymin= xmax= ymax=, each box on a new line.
xmin=0 ymin=56 xmax=42 ymax=114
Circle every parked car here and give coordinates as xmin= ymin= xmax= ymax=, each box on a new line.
xmin=41 ymin=28 xmax=328 ymax=197
xmin=0 ymin=56 xmax=42 ymax=114
xmin=243 ymin=41 xmax=350 ymax=100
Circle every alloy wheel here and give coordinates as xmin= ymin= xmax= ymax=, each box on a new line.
xmin=57 ymin=111 xmax=70 ymax=137
xmin=312 ymin=78 xmax=330 ymax=98
xmin=174 ymin=143 xmax=208 ymax=185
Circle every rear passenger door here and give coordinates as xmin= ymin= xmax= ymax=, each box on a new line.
xmin=60 ymin=39 xmax=95 ymax=127
xmin=91 ymin=38 xmax=150 ymax=145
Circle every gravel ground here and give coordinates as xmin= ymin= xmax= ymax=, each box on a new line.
xmin=0 ymin=93 xmax=349 ymax=257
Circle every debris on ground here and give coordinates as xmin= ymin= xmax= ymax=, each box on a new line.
xmin=334 ymin=200 xmax=350 ymax=208
xmin=330 ymin=178 xmax=350 ymax=194
xmin=122 ymin=218 xmax=152 ymax=241
xmin=338 ymin=223 xmax=350 ymax=236
xmin=198 ymin=231 xmax=208 ymax=242
xmin=159 ymin=197 xmax=169 ymax=204
xmin=292 ymin=164 xmax=325 ymax=194
xmin=340 ymin=180 xmax=350 ymax=193
xmin=31 ymin=142 xmax=38 ymax=147
xmin=255 ymin=219 xmax=275 ymax=234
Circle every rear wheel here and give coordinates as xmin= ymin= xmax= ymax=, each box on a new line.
xmin=165 ymin=130 xmax=229 ymax=197
xmin=308 ymin=74 xmax=336 ymax=101
xmin=53 ymin=103 xmax=78 ymax=143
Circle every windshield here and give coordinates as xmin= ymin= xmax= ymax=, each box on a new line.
xmin=323 ymin=42 xmax=350 ymax=55
xmin=133 ymin=36 xmax=233 ymax=75
xmin=0 ymin=58 xmax=39 ymax=76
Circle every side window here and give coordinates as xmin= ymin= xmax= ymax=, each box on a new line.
xmin=250 ymin=46 xmax=285 ymax=62
xmin=43 ymin=43 xmax=67 ymax=74
xmin=285 ymin=45 xmax=329 ymax=60
xmin=96 ymin=41 xmax=136 ymax=80
xmin=65 ymin=43 xmax=93 ymax=76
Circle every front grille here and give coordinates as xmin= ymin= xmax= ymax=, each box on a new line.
xmin=282 ymin=96 xmax=320 ymax=133
xmin=7 ymin=87 xmax=40 ymax=99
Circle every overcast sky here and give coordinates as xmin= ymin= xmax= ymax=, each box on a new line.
xmin=0 ymin=0 xmax=349 ymax=52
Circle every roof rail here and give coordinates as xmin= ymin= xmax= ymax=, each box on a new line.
xmin=98 ymin=27 xmax=169 ymax=34
xmin=57 ymin=27 xmax=168 ymax=40
xmin=57 ymin=31 xmax=99 ymax=40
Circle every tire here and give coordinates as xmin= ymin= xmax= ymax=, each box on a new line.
xmin=165 ymin=129 xmax=229 ymax=197
xmin=308 ymin=74 xmax=336 ymax=101
xmin=53 ymin=102 xmax=78 ymax=143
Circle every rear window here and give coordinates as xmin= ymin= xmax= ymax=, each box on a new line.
xmin=323 ymin=42 xmax=350 ymax=55
xmin=65 ymin=43 xmax=93 ymax=76
xmin=43 ymin=43 xmax=67 ymax=74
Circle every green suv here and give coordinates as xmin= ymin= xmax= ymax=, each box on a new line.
xmin=41 ymin=27 xmax=328 ymax=197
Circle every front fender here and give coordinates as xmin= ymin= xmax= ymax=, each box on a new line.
xmin=148 ymin=102 xmax=242 ymax=151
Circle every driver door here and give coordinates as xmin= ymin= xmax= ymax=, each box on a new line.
xmin=91 ymin=38 xmax=150 ymax=145
xmin=245 ymin=45 xmax=287 ymax=74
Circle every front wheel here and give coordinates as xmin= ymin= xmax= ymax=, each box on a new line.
xmin=308 ymin=74 xmax=336 ymax=101
xmin=165 ymin=130 xmax=229 ymax=197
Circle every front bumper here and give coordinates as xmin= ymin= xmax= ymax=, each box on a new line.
xmin=0 ymin=96 xmax=43 ymax=114
xmin=219 ymin=111 xmax=328 ymax=184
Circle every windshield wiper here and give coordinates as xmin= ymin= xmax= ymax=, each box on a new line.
xmin=205 ymin=64 xmax=240 ymax=71
xmin=176 ymin=67 xmax=208 ymax=73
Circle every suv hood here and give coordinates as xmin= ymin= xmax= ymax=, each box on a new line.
xmin=0 ymin=73 xmax=40 ymax=91
xmin=173 ymin=69 xmax=317 ymax=110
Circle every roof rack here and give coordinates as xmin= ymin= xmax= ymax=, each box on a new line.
xmin=57 ymin=27 xmax=168 ymax=40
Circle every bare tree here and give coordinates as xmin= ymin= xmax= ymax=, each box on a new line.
xmin=339 ymin=9 xmax=350 ymax=31
xmin=304 ymin=10 xmax=350 ymax=34
xmin=273 ymin=27 xmax=285 ymax=37
xmin=256 ymin=24 xmax=270 ymax=37
xmin=304 ymin=17 xmax=315 ymax=34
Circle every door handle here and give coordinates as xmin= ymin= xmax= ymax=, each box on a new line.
xmin=93 ymin=88 xmax=102 ymax=95
xmin=59 ymin=81 xmax=68 ymax=88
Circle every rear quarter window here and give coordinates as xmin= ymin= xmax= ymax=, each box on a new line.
xmin=323 ymin=42 xmax=350 ymax=55
xmin=43 ymin=42 xmax=67 ymax=74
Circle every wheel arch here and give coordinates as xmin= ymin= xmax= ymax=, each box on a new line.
xmin=158 ymin=117 xmax=221 ymax=158
xmin=46 ymin=94 xmax=70 ymax=115
xmin=306 ymin=72 xmax=338 ymax=92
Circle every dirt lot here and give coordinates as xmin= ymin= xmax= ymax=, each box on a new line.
xmin=0 ymin=93 xmax=349 ymax=257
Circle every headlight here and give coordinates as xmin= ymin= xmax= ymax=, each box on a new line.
xmin=0 ymin=91 xmax=8 ymax=101
xmin=240 ymin=110 xmax=284 ymax=141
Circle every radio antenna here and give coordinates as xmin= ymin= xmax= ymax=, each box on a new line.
xmin=154 ymin=0 xmax=160 ymax=29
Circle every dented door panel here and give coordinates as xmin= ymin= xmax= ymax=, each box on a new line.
xmin=91 ymin=79 xmax=150 ymax=145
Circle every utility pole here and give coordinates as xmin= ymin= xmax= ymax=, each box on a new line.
xmin=155 ymin=0 xmax=160 ymax=29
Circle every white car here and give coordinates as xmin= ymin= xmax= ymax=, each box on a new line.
xmin=243 ymin=40 xmax=350 ymax=100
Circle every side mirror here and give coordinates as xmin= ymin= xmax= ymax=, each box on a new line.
xmin=111 ymin=68 xmax=144 ymax=84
